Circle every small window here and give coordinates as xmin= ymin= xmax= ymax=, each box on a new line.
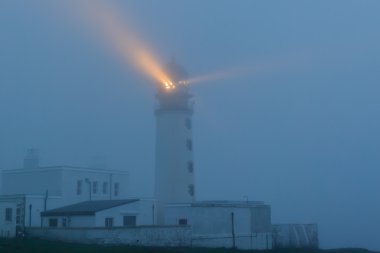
xmin=123 ymin=216 xmax=136 ymax=227
xmin=105 ymin=218 xmax=113 ymax=228
xmin=185 ymin=118 xmax=191 ymax=130
xmin=188 ymin=184 xmax=194 ymax=197
xmin=5 ymin=208 xmax=12 ymax=222
xmin=77 ymin=180 xmax=82 ymax=195
xmin=103 ymin=182 xmax=108 ymax=194
xmin=62 ymin=218 xmax=67 ymax=227
xmin=187 ymin=161 xmax=194 ymax=173
xmin=92 ymin=181 xmax=98 ymax=194
xmin=186 ymin=139 xmax=192 ymax=151
xmin=179 ymin=218 xmax=188 ymax=225
xmin=114 ymin=183 xmax=119 ymax=196
xmin=49 ymin=218 xmax=58 ymax=227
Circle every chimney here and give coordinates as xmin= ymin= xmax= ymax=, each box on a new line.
xmin=23 ymin=148 xmax=39 ymax=169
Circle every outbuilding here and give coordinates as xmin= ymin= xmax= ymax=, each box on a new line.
xmin=41 ymin=199 xmax=155 ymax=228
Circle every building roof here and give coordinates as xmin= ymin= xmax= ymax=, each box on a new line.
xmin=41 ymin=199 xmax=139 ymax=217
xmin=2 ymin=166 xmax=129 ymax=174
xmin=166 ymin=200 xmax=267 ymax=208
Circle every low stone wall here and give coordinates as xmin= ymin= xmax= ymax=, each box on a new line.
xmin=26 ymin=226 xmax=192 ymax=247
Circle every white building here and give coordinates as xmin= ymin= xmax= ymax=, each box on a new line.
xmin=165 ymin=201 xmax=272 ymax=250
xmin=0 ymin=149 xmax=130 ymax=236
xmin=41 ymin=199 xmax=155 ymax=228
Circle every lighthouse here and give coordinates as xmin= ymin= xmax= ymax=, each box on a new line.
xmin=154 ymin=59 xmax=195 ymax=224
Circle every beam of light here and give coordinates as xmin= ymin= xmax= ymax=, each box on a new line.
xmin=188 ymin=50 xmax=313 ymax=86
xmin=65 ymin=1 xmax=175 ymax=90
xmin=187 ymin=66 xmax=258 ymax=85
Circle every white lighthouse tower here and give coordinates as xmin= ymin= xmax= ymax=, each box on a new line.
xmin=154 ymin=59 xmax=195 ymax=224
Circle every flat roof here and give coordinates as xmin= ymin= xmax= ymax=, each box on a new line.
xmin=165 ymin=200 xmax=268 ymax=208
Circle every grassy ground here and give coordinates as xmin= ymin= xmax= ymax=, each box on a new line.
xmin=0 ymin=238 xmax=376 ymax=253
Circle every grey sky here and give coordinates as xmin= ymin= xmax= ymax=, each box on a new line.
xmin=1 ymin=1 xmax=379 ymax=250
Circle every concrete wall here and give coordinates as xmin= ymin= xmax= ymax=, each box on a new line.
xmin=272 ymin=224 xmax=319 ymax=249
xmin=26 ymin=226 xmax=192 ymax=247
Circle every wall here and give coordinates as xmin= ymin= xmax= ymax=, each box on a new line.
xmin=62 ymin=168 xmax=129 ymax=205
xmin=251 ymin=205 xmax=272 ymax=233
xmin=26 ymin=226 xmax=192 ymax=247
xmin=164 ymin=204 xmax=273 ymax=250
xmin=0 ymin=202 xmax=17 ymax=238
xmin=25 ymin=195 xmax=64 ymax=227
xmin=42 ymin=216 xmax=95 ymax=228
xmin=2 ymin=169 xmax=62 ymax=196
xmin=96 ymin=199 xmax=155 ymax=227
xmin=272 ymin=224 xmax=319 ymax=249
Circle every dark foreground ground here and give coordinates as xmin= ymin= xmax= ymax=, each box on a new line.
xmin=0 ymin=238 xmax=377 ymax=253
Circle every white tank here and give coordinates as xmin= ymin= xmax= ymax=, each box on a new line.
xmin=154 ymin=60 xmax=195 ymax=224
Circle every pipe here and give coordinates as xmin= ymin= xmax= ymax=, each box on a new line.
xmin=231 ymin=212 xmax=236 ymax=248
xmin=29 ymin=204 xmax=32 ymax=227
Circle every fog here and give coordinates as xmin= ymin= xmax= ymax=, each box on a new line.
xmin=0 ymin=1 xmax=379 ymax=250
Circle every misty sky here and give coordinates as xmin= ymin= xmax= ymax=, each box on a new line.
xmin=1 ymin=1 xmax=379 ymax=250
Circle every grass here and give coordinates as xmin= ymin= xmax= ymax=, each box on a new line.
xmin=0 ymin=238 xmax=377 ymax=253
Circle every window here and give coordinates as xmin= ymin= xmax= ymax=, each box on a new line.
xmin=103 ymin=182 xmax=108 ymax=194
xmin=187 ymin=161 xmax=194 ymax=173
xmin=123 ymin=216 xmax=136 ymax=227
xmin=5 ymin=208 xmax=12 ymax=222
xmin=188 ymin=184 xmax=194 ymax=197
xmin=114 ymin=183 xmax=119 ymax=196
xmin=186 ymin=139 xmax=192 ymax=151
xmin=49 ymin=218 xmax=58 ymax=227
xmin=105 ymin=218 xmax=113 ymax=228
xmin=77 ymin=180 xmax=82 ymax=195
xmin=185 ymin=118 xmax=191 ymax=130
xmin=178 ymin=218 xmax=188 ymax=225
xmin=92 ymin=181 xmax=98 ymax=194
xmin=62 ymin=218 xmax=67 ymax=227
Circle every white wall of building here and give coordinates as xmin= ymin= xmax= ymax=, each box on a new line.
xmin=164 ymin=203 xmax=272 ymax=250
xmin=0 ymin=166 xmax=130 ymax=232
xmin=42 ymin=216 xmax=95 ymax=228
xmin=24 ymin=195 xmax=63 ymax=227
xmin=1 ymin=167 xmax=129 ymax=205
xmin=61 ymin=168 xmax=129 ymax=205
xmin=2 ymin=169 xmax=62 ymax=196
xmin=95 ymin=199 xmax=155 ymax=227
xmin=0 ymin=202 xmax=17 ymax=238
